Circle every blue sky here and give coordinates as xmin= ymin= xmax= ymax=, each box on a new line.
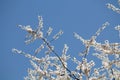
xmin=0 ymin=0 xmax=120 ymax=80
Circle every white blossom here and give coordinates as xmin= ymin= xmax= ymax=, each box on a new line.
xmin=102 ymin=61 xmax=111 ymax=69
xmin=35 ymin=44 xmax=44 ymax=54
xmin=53 ymin=30 xmax=63 ymax=40
xmin=38 ymin=16 xmax=43 ymax=30
xmin=18 ymin=25 xmax=33 ymax=32
xmin=89 ymin=77 xmax=97 ymax=80
xmin=13 ymin=1 xmax=120 ymax=79
xmin=115 ymin=25 xmax=120 ymax=38
xmin=47 ymin=27 xmax=53 ymax=36
xmin=107 ymin=3 xmax=120 ymax=14
xmin=30 ymin=60 xmax=38 ymax=69
xmin=74 ymin=32 xmax=85 ymax=44
xmin=62 ymin=44 xmax=69 ymax=55
xmin=12 ymin=48 xmax=23 ymax=54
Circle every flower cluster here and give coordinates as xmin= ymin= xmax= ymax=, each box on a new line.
xmin=12 ymin=1 xmax=120 ymax=80
xmin=107 ymin=2 xmax=120 ymax=14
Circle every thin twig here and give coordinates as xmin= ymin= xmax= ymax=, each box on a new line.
xmin=41 ymin=37 xmax=79 ymax=80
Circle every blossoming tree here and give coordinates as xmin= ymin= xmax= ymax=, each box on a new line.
xmin=12 ymin=1 xmax=120 ymax=80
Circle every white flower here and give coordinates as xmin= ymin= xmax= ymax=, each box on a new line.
xmin=114 ymin=60 xmax=120 ymax=68
xmin=62 ymin=44 xmax=69 ymax=55
xmin=73 ymin=32 xmax=85 ymax=44
xmin=115 ymin=25 xmax=120 ymax=30
xmin=12 ymin=48 xmax=22 ymax=54
xmin=94 ymin=68 xmax=99 ymax=76
xmin=35 ymin=44 xmax=44 ymax=54
xmin=115 ymin=25 xmax=120 ymax=38
xmin=38 ymin=16 xmax=43 ymax=29
xmin=102 ymin=61 xmax=110 ymax=69
xmin=30 ymin=60 xmax=38 ymax=69
xmin=106 ymin=3 xmax=120 ymax=14
xmin=89 ymin=77 xmax=97 ymax=80
xmin=53 ymin=30 xmax=63 ymax=40
xmin=37 ymin=31 xmax=43 ymax=38
xmin=47 ymin=27 xmax=53 ymax=36
xmin=94 ymin=22 xmax=109 ymax=39
xmin=89 ymin=60 xmax=95 ymax=67
xmin=18 ymin=25 xmax=33 ymax=33
xmin=25 ymin=25 xmax=33 ymax=32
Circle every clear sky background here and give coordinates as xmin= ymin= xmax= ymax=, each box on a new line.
xmin=0 ymin=0 xmax=120 ymax=80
